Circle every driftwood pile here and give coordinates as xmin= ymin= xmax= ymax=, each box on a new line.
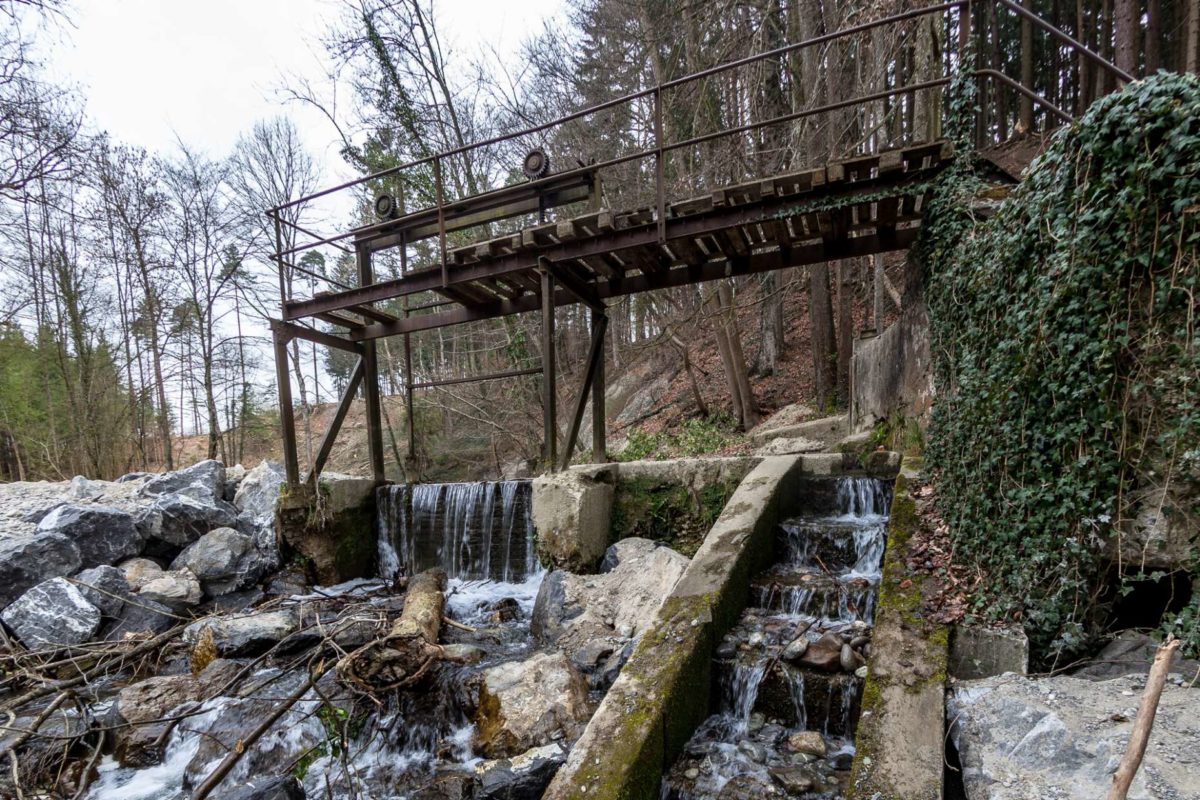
xmin=0 ymin=568 xmax=463 ymax=799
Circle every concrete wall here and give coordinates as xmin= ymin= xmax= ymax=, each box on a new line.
xmin=850 ymin=300 xmax=934 ymax=432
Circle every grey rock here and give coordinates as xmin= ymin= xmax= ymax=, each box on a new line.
xmin=0 ymin=532 xmax=82 ymax=608
xmin=948 ymin=673 xmax=1200 ymax=800
xmin=104 ymin=596 xmax=175 ymax=641
xmin=531 ymin=537 xmax=688 ymax=662
xmin=782 ymin=637 xmax=809 ymax=662
xmin=117 ymin=471 xmax=151 ymax=483
xmin=476 ymin=742 xmax=568 ymax=800
xmin=73 ymin=565 xmax=130 ymax=617
xmin=172 ymin=527 xmax=265 ymax=596
xmin=473 ymin=651 xmax=592 ymax=759
xmin=112 ymin=674 xmax=203 ymax=766
xmin=234 ymin=461 xmax=285 ymax=523
xmin=224 ymin=776 xmax=306 ymax=800
xmin=1071 ymin=630 xmax=1200 ymax=681
xmin=183 ymin=608 xmax=300 ymax=656
xmin=119 ymin=557 xmax=165 ymax=590
xmin=35 ymin=504 xmax=142 ymax=567
xmin=138 ymin=568 xmax=202 ymax=608
xmin=223 ymin=464 xmax=246 ymax=503
xmin=140 ymin=459 xmax=226 ymax=503
xmin=144 ymin=493 xmax=239 ymax=547
xmin=1 ymin=577 xmax=101 ymax=647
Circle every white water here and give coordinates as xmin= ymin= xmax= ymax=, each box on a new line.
xmin=377 ymin=481 xmax=536 ymax=582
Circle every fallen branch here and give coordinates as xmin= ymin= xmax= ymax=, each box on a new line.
xmin=192 ymin=664 xmax=329 ymax=800
xmin=337 ymin=569 xmax=448 ymax=693
xmin=1106 ymin=637 xmax=1181 ymax=800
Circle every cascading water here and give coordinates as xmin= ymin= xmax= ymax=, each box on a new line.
xmin=377 ymin=480 xmax=537 ymax=583
xmin=88 ymin=481 xmax=546 ymax=800
xmin=663 ymin=476 xmax=891 ymax=800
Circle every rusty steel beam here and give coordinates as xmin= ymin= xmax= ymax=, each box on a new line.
xmin=346 ymin=227 xmax=919 ymax=338
xmin=307 ymin=357 xmax=365 ymax=485
xmin=271 ymin=321 xmax=301 ymax=487
xmin=591 ymin=307 xmax=607 ymax=463
xmin=562 ymin=312 xmax=608 ymax=470
xmin=278 ymin=321 xmax=361 ymax=354
xmin=410 ymin=366 xmax=543 ymax=390
xmin=283 ymin=164 xmax=945 ymax=321
xmin=541 ymin=268 xmax=557 ymax=471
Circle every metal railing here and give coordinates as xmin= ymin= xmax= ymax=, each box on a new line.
xmin=266 ymin=0 xmax=1133 ymax=316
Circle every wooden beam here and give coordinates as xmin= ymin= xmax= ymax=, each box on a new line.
xmin=307 ymin=357 xmax=365 ymax=484
xmin=279 ymin=321 xmax=360 ymax=354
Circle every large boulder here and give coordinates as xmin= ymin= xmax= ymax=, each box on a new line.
xmin=35 ymin=504 xmax=142 ymax=567
xmin=104 ymin=596 xmax=175 ymax=641
xmin=183 ymin=608 xmax=300 ymax=656
xmin=140 ymin=459 xmax=226 ymax=503
xmin=112 ymin=674 xmax=204 ymax=766
xmin=172 ymin=527 xmax=267 ymax=596
xmin=475 ymin=742 xmax=568 ymax=800
xmin=72 ymin=565 xmax=131 ymax=617
xmin=472 ymin=651 xmax=592 ymax=759
xmin=532 ymin=464 xmax=616 ymax=573
xmin=224 ymin=776 xmax=307 ymax=800
xmin=1 ymin=577 xmax=101 ymax=647
xmin=532 ymin=537 xmax=688 ymax=662
xmin=140 ymin=493 xmax=239 ymax=548
xmin=1071 ymin=630 xmax=1200 ymax=681
xmin=233 ymin=461 xmax=286 ymax=523
xmin=947 ymin=673 xmax=1200 ymax=799
xmin=0 ymin=532 xmax=82 ymax=608
xmin=138 ymin=568 xmax=202 ymax=609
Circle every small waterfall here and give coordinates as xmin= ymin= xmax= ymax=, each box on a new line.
xmin=666 ymin=475 xmax=893 ymax=799
xmin=377 ymin=480 xmax=536 ymax=582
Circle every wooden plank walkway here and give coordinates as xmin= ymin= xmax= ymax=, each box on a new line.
xmin=284 ymin=140 xmax=952 ymax=338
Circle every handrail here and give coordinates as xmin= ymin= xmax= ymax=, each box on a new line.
xmin=263 ymin=0 xmax=965 ymax=216
xmin=992 ymin=0 xmax=1134 ymax=84
xmin=268 ymin=0 xmax=1134 ymax=306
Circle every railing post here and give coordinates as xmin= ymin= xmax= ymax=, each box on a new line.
xmin=435 ymin=155 xmax=448 ymax=288
xmin=653 ymin=87 xmax=666 ymax=244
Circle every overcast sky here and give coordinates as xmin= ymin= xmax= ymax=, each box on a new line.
xmin=46 ymin=0 xmax=566 ymax=188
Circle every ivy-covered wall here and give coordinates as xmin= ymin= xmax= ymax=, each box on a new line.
xmin=921 ymin=73 xmax=1200 ymax=663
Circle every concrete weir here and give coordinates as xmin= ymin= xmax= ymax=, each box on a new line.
xmin=542 ymin=452 xmax=902 ymax=800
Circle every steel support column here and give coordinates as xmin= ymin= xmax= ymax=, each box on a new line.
xmin=358 ymin=246 xmax=387 ymax=485
xmin=562 ymin=310 xmax=607 ymax=470
xmin=591 ymin=308 xmax=607 ymax=463
xmin=307 ymin=357 xmax=365 ymax=485
xmin=540 ymin=268 xmax=557 ymax=471
xmin=271 ymin=321 xmax=300 ymax=487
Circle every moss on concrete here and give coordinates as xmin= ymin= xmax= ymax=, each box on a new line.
xmin=609 ymin=476 xmax=739 ymax=557
xmin=276 ymin=481 xmax=378 ymax=585
xmin=847 ymin=472 xmax=950 ymax=800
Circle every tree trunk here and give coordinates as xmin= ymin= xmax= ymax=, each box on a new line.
xmin=1020 ymin=0 xmax=1035 ymax=132
xmin=338 ymin=569 xmax=447 ymax=691
xmin=758 ymin=272 xmax=785 ymax=376
xmin=834 ymin=260 xmax=853 ymax=406
xmin=718 ymin=282 xmax=759 ymax=430
xmin=809 ymin=263 xmax=837 ymax=411
xmin=1114 ymin=0 xmax=1139 ymax=76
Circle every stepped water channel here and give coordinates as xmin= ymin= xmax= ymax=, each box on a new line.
xmin=87 ymin=480 xmax=546 ymax=800
xmin=663 ymin=477 xmax=892 ymax=800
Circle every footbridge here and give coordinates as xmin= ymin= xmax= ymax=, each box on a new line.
xmin=265 ymin=0 xmax=1132 ymax=488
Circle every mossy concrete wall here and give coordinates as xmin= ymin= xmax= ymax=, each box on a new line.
xmin=543 ymin=454 xmax=902 ymax=800
xmin=846 ymin=473 xmax=950 ymax=800
xmin=276 ymin=474 xmax=377 ymax=585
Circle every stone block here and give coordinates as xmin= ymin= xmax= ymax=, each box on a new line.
xmin=533 ymin=464 xmax=617 ymax=573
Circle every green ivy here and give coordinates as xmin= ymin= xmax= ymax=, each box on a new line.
xmin=921 ymin=72 xmax=1200 ymax=664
